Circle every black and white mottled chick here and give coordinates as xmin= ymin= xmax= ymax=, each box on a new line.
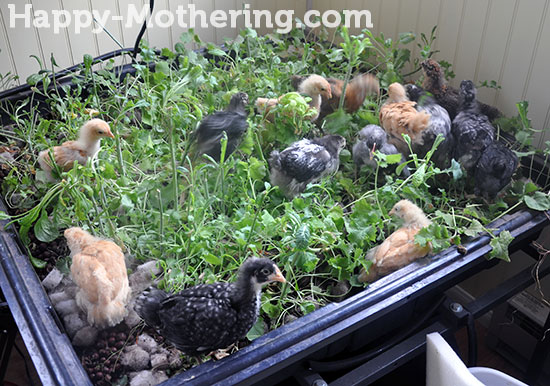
xmin=134 ymin=258 xmax=285 ymax=356
xmin=352 ymin=124 xmax=410 ymax=177
xmin=451 ymin=80 xmax=495 ymax=173
xmin=474 ymin=141 xmax=518 ymax=199
xmin=405 ymin=84 xmax=453 ymax=168
xmin=195 ymin=92 xmax=249 ymax=161
xmin=269 ymin=135 xmax=346 ymax=198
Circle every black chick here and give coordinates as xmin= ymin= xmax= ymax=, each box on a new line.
xmin=474 ymin=141 xmax=518 ymax=199
xmin=452 ymin=80 xmax=495 ymax=173
xmin=269 ymin=135 xmax=346 ymax=198
xmin=134 ymin=258 xmax=285 ymax=356
xmin=352 ymin=124 xmax=410 ymax=177
xmin=421 ymin=59 xmax=502 ymax=121
xmin=195 ymin=92 xmax=249 ymax=161
xmin=405 ymin=84 xmax=453 ymax=168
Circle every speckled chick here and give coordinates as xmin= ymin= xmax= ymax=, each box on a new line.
xmin=379 ymin=83 xmax=431 ymax=156
xmin=195 ymin=92 xmax=249 ymax=162
xmin=452 ymin=80 xmax=495 ymax=173
xmin=474 ymin=141 xmax=518 ymax=199
xmin=352 ymin=124 xmax=410 ymax=177
xmin=256 ymin=75 xmax=332 ymax=122
xmin=269 ymin=135 xmax=346 ymax=199
xmin=134 ymin=258 xmax=285 ymax=356
xmin=358 ymin=200 xmax=432 ymax=283
xmin=405 ymin=84 xmax=453 ymax=168
xmin=37 ymin=119 xmax=114 ymax=182
xmin=65 ymin=227 xmax=130 ymax=328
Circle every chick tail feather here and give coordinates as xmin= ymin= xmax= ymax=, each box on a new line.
xmin=134 ymin=287 xmax=168 ymax=329
xmin=37 ymin=149 xmax=56 ymax=182
xmin=345 ymin=74 xmax=380 ymax=112
xmin=358 ymin=246 xmax=379 ymax=283
xmin=268 ymin=150 xmax=281 ymax=170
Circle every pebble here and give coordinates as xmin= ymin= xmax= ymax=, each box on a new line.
xmin=41 ymin=268 xmax=64 ymax=291
xmin=137 ymin=333 xmax=158 ymax=353
xmin=121 ymin=345 xmax=150 ymax=371
xmin=72 ymin=326 xmax=99 ymax=347
xmin=63 ymin=313 xmax=87 ymax=338
xmin=129 ymin=370 xmax=168 ymax=386
xmin=49 ymin=291 xmax=70 ymax=305
xmin=150 ymin=353 xmax=169 ymax=370
xmin=54 ymin=299 xmax=79 ymax=316
xmin=124 ymin=306 xmax=142 ymax=329
xmin=129 ymin=261 xmax=162 ymax=295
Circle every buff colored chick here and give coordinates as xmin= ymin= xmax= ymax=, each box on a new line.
xmin=255 ymin=75 xmax=332 ymax=122
xmin=379 ymin=83 xmax=431 ymax=155
xmin=37 ymin=119 xmax=114 ymax=182
xmin=65 ymin=227 xmax=130 ymax=328
xmin=358 ymin=200 xmax=432 ymax=283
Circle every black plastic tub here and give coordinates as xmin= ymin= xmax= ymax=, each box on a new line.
xmin=1 ymin=48 xmax=550 ymax=385
xmin=2 ymin=195 xmax=549 ymax=385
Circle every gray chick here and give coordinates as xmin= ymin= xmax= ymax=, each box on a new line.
xmin=405 ymin=84 xmax=453 ymax=168
xmin=352 ymin=124 xmax=410 ymax=177
xmin=269 ymin=135 xmax=346 ymax=198
xmin=451 ymin=80 xmax=495 ymax=173
xmin=474 ymin=141 xmax=518 ymax=199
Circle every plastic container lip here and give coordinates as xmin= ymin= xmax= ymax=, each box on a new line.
xmin=469 ymin=367 xmax=529 ymax=386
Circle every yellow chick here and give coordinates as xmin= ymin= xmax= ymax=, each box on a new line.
xmin=379 ymin=83 xmax=431 ymax=155
xmin=255 ymin=74 xmax=332 ymax=122
xmin=37 ymin=119 xmax=114 ymax=181
xmin=358 ymin=199 xmax=432 ymax=283
xmin=65 ymin=227 xmax=130 ymax=328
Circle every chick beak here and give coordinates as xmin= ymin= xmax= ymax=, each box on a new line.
xmin=106 ymin=130 xmax=115 ymax=139
xmin=369 ymin=142 xmax=377 ymax=160
xmin=269 ymin=266 xmax=286 ymax=283
xmin=389 ymin=208 xmax=396 ymax=216
xmin=325 ymin=89 xmax=332 ymax=99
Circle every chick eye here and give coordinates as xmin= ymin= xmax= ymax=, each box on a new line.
xmin=98 ymin=130 xmax=104 ymax=134
xmin=260 ymin=268 xmax=271 ymax=276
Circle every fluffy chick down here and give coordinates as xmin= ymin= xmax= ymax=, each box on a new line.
xmin=37 ymin=119 xmax=114 ymax=182
xmin=65 ymin=227 xmax=130 ymax=328
xmin=379 ymin=83 xmax=431 ymax=155
xmin=359 ymin=200 xmax=432 ymax=282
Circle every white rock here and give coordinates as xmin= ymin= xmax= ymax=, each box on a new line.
xmin=122 ymin=345 xmax=150 ymax=371
xmin=129 ymin=261 xmax=162 ymax=294
xmin=72 ymin=326 xmax=98 ymax=347
xmin=54 ymin=299 xmax=79 ymax=316
xmin=63 ymin=313 xmax=87 ymax=338
xmin=129 ymin=370 xmax=168 ymax=386
xmin=49 ymin=291 xmax=70 ymax=305
xmin=150 ymin=353 xmax=169 ymax=370
xmin=137 ymin=333 xmax=158 ymax=353
xmin=42 ymin=268 xmax=64 ymax=291
xmin=124 ymin=306 xmax=142 ymax=329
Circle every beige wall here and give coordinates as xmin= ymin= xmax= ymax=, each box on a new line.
xmin=0 ymin=0 xmax=549 ymax=148
xmin=312 ymin=0 xmax=550 ymax=150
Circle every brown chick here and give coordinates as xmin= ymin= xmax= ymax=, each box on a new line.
xmin=379 ymin=83 xmax=431 ymax=155
xmin=358 ymin=200 xmax=432 ymax=283
xmin=256 ymin=75 xmax=332 ymax=122
xmin=65 ymin=227 xmax=130 ymax=328
xmin=291 ymin=73 xmax=379 ymax=122
xmin=37 ymin=119 xmax=115 ymax=182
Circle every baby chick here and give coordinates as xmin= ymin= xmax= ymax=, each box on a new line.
xmin=405 ymin=84 xmax=453 ymax=168
xmin=352 ymin=124 xmax=410 ymax=177
xmin=421 ymin=59 xmax=502 ymax=121
xmin=291 ymin=73 xmax=379 ymax=121
xmin=37 ymin=119 xmax=114 ymax=182
xmin=256 ymin=75 xmax=332 ymax=122
xmin=379 ymin=83 xmax=431 ymax=156
xmin=452 ymin=80 xmax=495 ymax=173
xmin=134 ymin=258 xmax=285 ymax=356
xmin=65 ymin=227 xmax=130 ymax=328
xmin=358 ymin=200 xmax=432 ymax=283
xmin=195 ymin=92 xmax=249 ymax=162
xmin=474 ymin=141 xmax=518 ymax=199
xmin=269 ymin=135 xmax=346 ymax=198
